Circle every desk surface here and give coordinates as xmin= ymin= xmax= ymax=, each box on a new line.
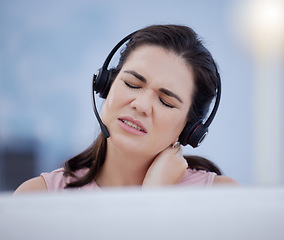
xmin=0 ymin=186 xmax=283 ymax=240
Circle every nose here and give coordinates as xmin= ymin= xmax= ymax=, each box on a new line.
xmin=130 ymin=90 xmax=153 ymax=116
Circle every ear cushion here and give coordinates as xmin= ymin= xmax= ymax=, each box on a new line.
xmin=179 ymin=120 xmax=208 ymax=148
xmin=188 ymin=123 xmax=208 ymax=148
xmin=93 ymin=68 xmax=111 ymax=99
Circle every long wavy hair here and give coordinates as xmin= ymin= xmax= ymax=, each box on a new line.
xmin=63 ymin=24 xmax=222 ymax=188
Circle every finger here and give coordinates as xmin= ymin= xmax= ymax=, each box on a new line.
xmin=176 ymin=145 xmax=183 ymax=156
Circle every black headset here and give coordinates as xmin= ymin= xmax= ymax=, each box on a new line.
xmin=92 ymin=31 xmax=221 ymax=148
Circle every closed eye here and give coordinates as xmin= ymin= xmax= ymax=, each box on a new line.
xmin=125 ymin=81 xmax=175 ymax=108
xmin=124 ymin=81 xmax=141 ymax=89
xmin=159 ymin=97 xmax=175 ymax=108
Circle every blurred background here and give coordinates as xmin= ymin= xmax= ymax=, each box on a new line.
xmin=0 ymin=0 xmax=283 ymax=191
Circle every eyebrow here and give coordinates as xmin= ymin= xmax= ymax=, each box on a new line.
xmin=124 ymin=70 xmax=147 ymax=83
xmin=159 ymin=88 xmax=183 ymax=103
xmin=124 ymin=70 xmax=183 ymax=103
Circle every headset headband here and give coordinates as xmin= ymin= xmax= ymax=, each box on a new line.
xmin=92 ymin=29 xmax=221 ymax=147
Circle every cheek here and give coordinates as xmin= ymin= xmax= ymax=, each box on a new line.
xmin=101 ymin=81 xmax=128 ymax=121
xmin=158 ymin=111 xmax=187 ymax=136
xmin=100 ymin=85 xmax=116 ymax=122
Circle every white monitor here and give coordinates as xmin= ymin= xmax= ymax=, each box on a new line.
xmin=0 ymin=186 xmax=283 ymax=240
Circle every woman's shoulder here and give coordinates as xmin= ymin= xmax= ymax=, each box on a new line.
xmin=180 ymin=168 xmax=217 ymax=186
xmin=213 ymin=175 xmax=240 ymax=185
xmin=41 ymin=167 xmax=90 ymax=191
xmin=180 ymin=168 xmax=239 ymax=186
xmin=14 ymin=168 xmax=88 ymax=194
xmin=14 ymin=176 xmax=47 ymax=195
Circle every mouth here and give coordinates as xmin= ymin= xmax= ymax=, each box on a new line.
xmin=118 ymin=117 xmax=147 ymax=133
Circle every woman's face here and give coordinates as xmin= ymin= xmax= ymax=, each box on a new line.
xmin=101 ymin=45 xmax=195 ymax=157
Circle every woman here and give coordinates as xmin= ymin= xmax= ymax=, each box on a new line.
xmin=14 ymin=24 xmax=238 ymax=193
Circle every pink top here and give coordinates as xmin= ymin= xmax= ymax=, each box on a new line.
xmin=41 ymin=168 xmax=217 ymax=192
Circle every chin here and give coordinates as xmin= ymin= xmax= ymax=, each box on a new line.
xmin=109 ymin=134 xmax=151 ymax=156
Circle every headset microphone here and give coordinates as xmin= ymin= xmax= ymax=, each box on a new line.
xmin=91 ymin=77 xmax=110 ymax=138
xmin=92 ymin=32 xmax=136 ymax=138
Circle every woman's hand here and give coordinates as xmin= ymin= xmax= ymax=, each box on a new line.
xmin=142 ymin=144 xmax=188 ymax=187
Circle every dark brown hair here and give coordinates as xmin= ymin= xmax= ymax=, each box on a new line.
xmin=63 ymin=24 xmax=222 ymax=188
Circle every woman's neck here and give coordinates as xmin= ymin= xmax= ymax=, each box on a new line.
xmin=95 ymin=141 xmax=155 ymax=187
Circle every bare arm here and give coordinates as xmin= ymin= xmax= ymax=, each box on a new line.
xmin=13 ymin=176 xmax=48 ymax=195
